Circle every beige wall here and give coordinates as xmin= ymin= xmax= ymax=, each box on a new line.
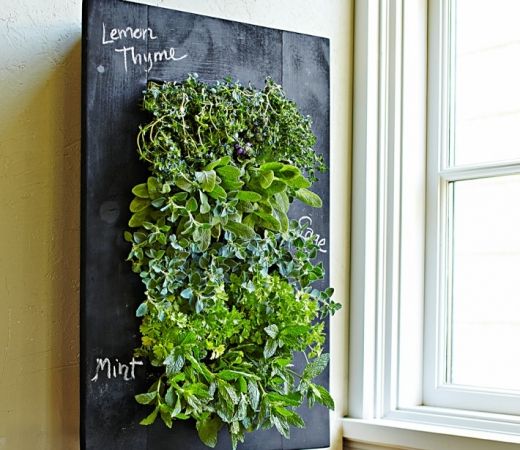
xmin=0 ymin=1 xmax=352 ymax=449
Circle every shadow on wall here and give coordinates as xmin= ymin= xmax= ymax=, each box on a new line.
xmin=48 ymin=39 xmax=81 ymax=450
xmin=0 ymin=39 xmax=81 ymax=449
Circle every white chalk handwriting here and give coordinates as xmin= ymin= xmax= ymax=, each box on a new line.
xmin=101 ymin=22 xmax=187 ymax=73
xmin=90 ymin=356 xmax=143 ymax=382
xmin=298 ymin=215 xmax=327 ymax=254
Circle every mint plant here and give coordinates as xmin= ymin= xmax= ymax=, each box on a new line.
xmin=125 ymin=74 xmax=340 ymax=449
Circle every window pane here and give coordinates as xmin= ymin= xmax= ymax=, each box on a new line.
xmin=453 ymin=0 xmax=520 ymax=166
xmin=449 ymin=175 xmax=520 ymax=391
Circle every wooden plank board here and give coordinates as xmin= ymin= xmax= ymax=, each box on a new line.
xmin=281 ymin=31 xmax=331 ymax=450
xmin=81 ymin=1 xmax=330 ymax=448
xmin=81 ymin=0 xmax=150 ymax=449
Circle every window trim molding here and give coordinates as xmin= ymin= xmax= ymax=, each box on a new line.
xmin=349 ymin=0 xmax=427 ymax=419
xmin=349 ymin=0 xmax=384 ymax=419
xmin=343 ymin=418 xmax=520 ymax=450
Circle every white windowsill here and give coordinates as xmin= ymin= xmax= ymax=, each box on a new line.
xmin=342 ymin=417 xmax=520 ymax=450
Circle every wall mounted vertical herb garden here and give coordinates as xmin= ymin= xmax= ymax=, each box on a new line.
xmin=124 ymin=74 xmax=340 ymax=449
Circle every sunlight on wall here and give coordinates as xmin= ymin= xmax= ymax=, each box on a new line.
xmin=0 ymin=1 xmax=81 ymax=449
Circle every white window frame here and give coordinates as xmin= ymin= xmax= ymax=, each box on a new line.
xmin=423 ymin=0 xmax=520 ymax=416
xmin=344 ymin=0 xmax=520 ymax=448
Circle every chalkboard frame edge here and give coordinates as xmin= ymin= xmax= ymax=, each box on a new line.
xmin=79 ymin=0 xmax=90 ymax=449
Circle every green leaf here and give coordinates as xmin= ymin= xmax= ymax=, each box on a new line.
xmin=147 ymin=177 xmax=160 ymax=197
xmin=267 ymin=392 xmax=301 ymax=407
xmin=221 ymin=178 xmax=244 ymax=191
xmin=195 ymin=170 xmax=217 ymax=192
xmin=136 ymin=302 xmax=148 ymax=317
xmin=196 ymin=416 xmax=222 ymax=448
xmin=199 ymin=191 xmax=211 ymax=214
xmin=211 ymin=223 xmax=221 ymax=239
xmin=160 ymin=405 xmax=173 ymax=428
xmin=139 ymin=407 xmax=159 ymax=425
xmin=135 ymin=391 xmax=157 ymax=405
xmin=132 ymin=183 xmax=149 ymax=198
xmin=123 ymin=231 xmax=133 ymax=242
xmin=238 ymin=377 xmax=247 ymax=394
xmin=273 ymin=208 xmax=289 ymax=233
xmin=264 ymin=324 xmax=279 ymax=339
xmin=283 ymin=175 xmax=311 ymax=189
xmin=207 ymin=184 xmax=227 ymax=200
xmin=257 ymin=170 xmax=274 ymax=189
xmin=133 ymin=232 xmax=146 ymax=243
xmin=180 ymin=288 xmax=193 ymax=299
xmin=271 ymin=192 xmax=290 ymax=213
xmin=218 ymin=380 xmax=239 ymax=405
xmin=174 ymin=175 xmax=193 ymax=192
xmin=303 ymin=353 xmax=330 ymax=380
xmin=274 ymin=357 xmax=292 ymax=367
xmin=173 ymin=191 xmax=189 ymax=202
xmin=259 ymin=162 xmax=284 ymax=171
xmin=272 ymin=415 xmax=290 ymax=438
xmin=263 ymin=339 xmax=278 ymax=359
xmin=218 ymin=370 xmax=241 ymax=381
xmin=230 ymin=430 xmax=242 ymax=450
xmin=165 ymin=386 xmax=176 ymax=407
xmin=198 ymin=227 xmax=211 ymax=252
xmin=204 ymin=155 xmax=232 ymax=171
xmin=282 ymin=325 xmax=309 ymax=337
xmin=278 ymin=164 xmax=301 ymax=179
xmin=295 ymin=188 xmax=323 ymax=208
xmin=247 ymin=381 xmax=260 ymax=411
xmin=223 ymin=222 xmax=256 ymax=239
xmin=186 ymin=196 xmax=198 ymax=212
xmin=172 ymin=395 xmax=182 ymax=417
xmin=151 ymin=197 xmax=166 ymax=208
xmin=128 ymin=211 xmax=148 ymax=228
xmin=284 ymin=409 xmax=305 ymax=428
xmin=236 ymin=190 xmax=262 ymax=202
xmin=164 ymin=353 xmax=185 ymax=375
xmin=219 ymin=370 xmax=257 ymax=381
xmin=242 ymin=214 xmax=256 ymax=229
xmin=181 ymin=331 xmax=197 ymax=345
xmin=254 ymin=211 xmax=281 ymax=232
xmin=130 ymin=197 xmax=150 ymax=212
xmin=314 ymin=384 xmax=335 ymax=409
xmin=187 ymin=382 xmax=211 ymax=398
xmin=186 ymin=354 xmax=214 ymax=382
xmin=216 ymin=165 xmax=241 ymax=180
xmin=265 ymin=180 xmax=287 ymax=195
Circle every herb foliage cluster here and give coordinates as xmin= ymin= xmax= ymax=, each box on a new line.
xmin=125 ymin=74 xmax=340 ymax=449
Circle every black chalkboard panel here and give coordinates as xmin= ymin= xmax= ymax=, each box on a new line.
xmin=81 ymin=1 xmax=330 ymax=449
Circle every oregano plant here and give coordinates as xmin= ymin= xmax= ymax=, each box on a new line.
xmin=125 ymin=74 xmax=340 ymax=449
